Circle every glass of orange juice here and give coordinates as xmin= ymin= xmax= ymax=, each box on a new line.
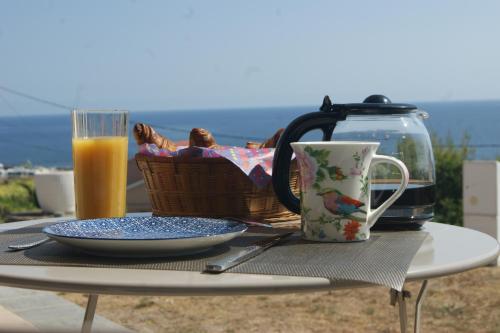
xmin=72 ymin=109 xmax=129 ymax=219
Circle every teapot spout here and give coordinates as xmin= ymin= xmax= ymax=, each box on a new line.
xmin=417 ymin=110 xmax=430 ymax=120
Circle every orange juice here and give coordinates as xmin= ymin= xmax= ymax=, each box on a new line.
xmin=72 ymin=136 xmax=128 ymax=219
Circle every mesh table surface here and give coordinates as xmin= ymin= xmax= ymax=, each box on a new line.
xmin=0 ymin=223 xmax=427 ymax=291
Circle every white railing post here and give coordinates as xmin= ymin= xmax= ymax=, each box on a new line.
xmin=463 ymin=160 xmax=500 ymax=265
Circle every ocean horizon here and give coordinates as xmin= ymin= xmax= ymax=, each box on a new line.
xmin=0 ymin=100 xmax=499 ymax=167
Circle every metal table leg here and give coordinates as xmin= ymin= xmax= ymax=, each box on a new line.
xmin=390 ymin=288 xmax=411 ymax=333
xmin=414 ymin=280 xmax=429 ymax=333
xmin=390 ymin=280 xmax=429 ymax=333
xmin=81 ymin=294 xmax=99 ymax=333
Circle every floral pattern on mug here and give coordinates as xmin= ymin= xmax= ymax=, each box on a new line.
xmin=295 ymin=149 xmax=318 ymax=190
xmin=301 ymin=146 xmax=348 ymax=192
xmin=296 ymin=145 xmax=375 ymax=242
xmin=302 ymin=213 xmax=367 ymax=242
xmin=352 ymin=148 xmax=370 ymax=198
xmin=349 ymin=167 xmax=362 ymax=176
xmin=343 ymin=220 xmax=361 ymax=241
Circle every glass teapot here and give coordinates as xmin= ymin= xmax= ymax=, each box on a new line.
xmin=273 ymin=95 xmax=435 ymax=229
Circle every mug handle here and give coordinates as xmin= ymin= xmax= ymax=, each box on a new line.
xmin=366 ymin=155 xmax=410 ymax=228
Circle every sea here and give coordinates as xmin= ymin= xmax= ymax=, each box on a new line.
xmin=0 ymin=100 xmax=499 ymax=167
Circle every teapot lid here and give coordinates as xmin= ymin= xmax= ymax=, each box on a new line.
xmin=321 ymin=95 xmax=417 ymax=115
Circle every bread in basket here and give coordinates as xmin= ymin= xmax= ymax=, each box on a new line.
xmin=134 ymin=124 xmax=299 ymax=223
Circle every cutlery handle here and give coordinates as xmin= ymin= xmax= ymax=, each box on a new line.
xmin=205 ymin=232 xmax=294 ymax=273
xmin=205 ymin=245 xmax=264 ymax=272
xmin=8 ymin=237 xmax=51 ymax=251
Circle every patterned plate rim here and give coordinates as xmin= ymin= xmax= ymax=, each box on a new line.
xmin=42 ymin=217 xmax=248 ymax=241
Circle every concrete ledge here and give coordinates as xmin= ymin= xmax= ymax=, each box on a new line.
xmin=0 ymin=304 xmax=38 ymax=332
xmin=0 ymin=287 xmax=132 ymax=332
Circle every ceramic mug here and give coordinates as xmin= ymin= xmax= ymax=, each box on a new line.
xmin=291 ymin=141 xmax=409 ymax=242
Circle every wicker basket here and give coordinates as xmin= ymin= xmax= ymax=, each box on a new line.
xmin=135 ymin=154 xmax=299 ymax=223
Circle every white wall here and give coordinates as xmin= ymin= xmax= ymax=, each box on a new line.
xmin=463 ymin=161 xmax=500 ymax=265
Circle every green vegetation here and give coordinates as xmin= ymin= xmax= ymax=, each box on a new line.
xmin=432 ymin=133 xmax=473 ymax=226
xmin=373 ymin=133 xmax=472 ymax=226
xmin=396 ymin=136 xmax=430 ymax=180
xmin=0 ymin=178 xmax=40 ymax=222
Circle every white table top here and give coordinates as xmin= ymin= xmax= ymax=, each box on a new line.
xmin=0 ymin=218 xmax=498 ymax=296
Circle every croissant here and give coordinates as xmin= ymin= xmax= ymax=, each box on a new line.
xmin=259 ymin=128 xmax=284 ymax=148
xmin=245 ymin=142 xmax=261 ymax=149
xmin=189 ymin=128 xmax=218 ymax=148
xmin=245 ymin=128 xmax=285 ymax=149
xmin=133 ymin=123 xmax=177 ymax=151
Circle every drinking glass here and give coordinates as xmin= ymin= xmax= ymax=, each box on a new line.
xmin=72 ymin=109 xmax=129 ymax=219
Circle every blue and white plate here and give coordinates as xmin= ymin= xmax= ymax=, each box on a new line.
xmin=43 ymin=216 xmax=247 ymax=257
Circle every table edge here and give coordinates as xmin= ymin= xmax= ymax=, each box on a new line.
xmin=0 ymin=220 xmax=498 ymax=295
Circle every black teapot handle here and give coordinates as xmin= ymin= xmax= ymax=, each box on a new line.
xmin=272 ymin=99 xmax=348 ymax=214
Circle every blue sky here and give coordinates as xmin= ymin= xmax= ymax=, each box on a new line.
xmin=0 ymin=0 xmax=499 ymax=115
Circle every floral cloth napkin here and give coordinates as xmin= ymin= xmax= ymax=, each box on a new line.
xmin=138 ymin=144 xmax=276 ymax=188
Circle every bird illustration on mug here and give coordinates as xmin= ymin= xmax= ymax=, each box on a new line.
xmin=317 ymin=188 xmax=366 ymax=221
